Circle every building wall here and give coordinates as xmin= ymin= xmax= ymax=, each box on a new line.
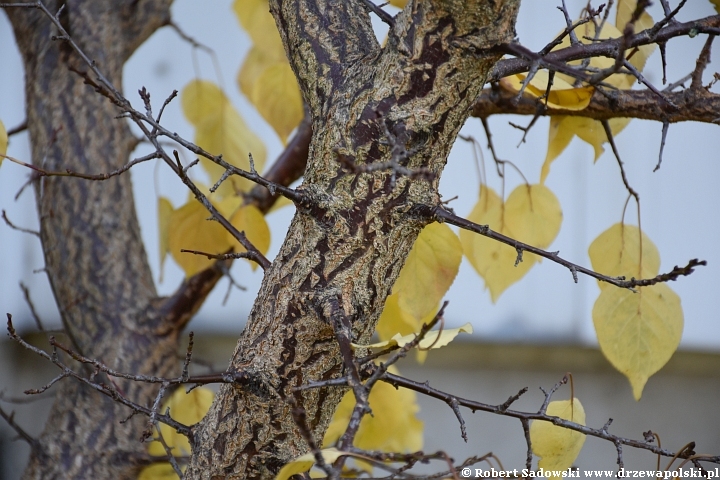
xmin=1 ymin=335 xmax=718 ymax=479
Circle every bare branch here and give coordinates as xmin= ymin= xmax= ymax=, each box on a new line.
xmin=418 ymin=204 xmax=705 ymax=290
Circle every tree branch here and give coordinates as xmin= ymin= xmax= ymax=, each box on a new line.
xmin=472 ymin=86 xmax=720 ymax=124
xmin=416 ymin=204 xmax=705 ymax=290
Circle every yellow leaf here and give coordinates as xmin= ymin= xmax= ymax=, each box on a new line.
xmin=593 ymin=284 xmax=683 ymax=400
xmin=530 ymin=399 xmax=586 ymax=475
xmin=388 ymin=0 xmax=406 ymax=8
xmin=276 ymin=448 xmax=347 ymax=480
xmin=251 ymin=63 xmax=304 ymax=144
xmin=157 ymin=197 xmax=174 ymax=282
xmin=393 ymin=222 xmax=462 ymax=321
xmin=461 ymin=185 xmax=562 ymax=302
xmin=500 ymin=71 xmax=594 ymax=111
xmin=375 ymin=294 xmax=437 ymax=363
xmin=168 ymin=199 xmax=233 ymax=277
xmin=541 ymin=116 xmax=574 ymax=183
xmin=588 ymin=223 xmax=661 ymax=290
xmin=140 ymin=387 xmax=215 ymax=480
xmin=554 ymin=22 xmax=621 ymax=87
xmin=0 ymin=120 xmax=7 ymax=166
xmin=545 ymin=115 xmax=631 ymax=167
xmin=181 ymin=80 xmax=266 ymax=195
xmin=712 ymin=0 xmax=720 ymax=14
xmin=541 ymin=16 xmax=645 ymax=166
xmin=460 ymin=186 xmax=532 ymax=302
xmin=238 ymin=45 xmax=287 ymax=100
xmin=359 ymin=323 xmax=473 ymax=350
xmin=504 ymin=184 xmax=563 ymax=249
xmin=228 ymin=204 xmax=271 ymax=270
xmin=233 ymin=0 xmax=285 ymax=55
xmin=323 ymin=366 xmax=423 ymax=457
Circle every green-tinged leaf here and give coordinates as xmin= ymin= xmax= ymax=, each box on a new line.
xmin=588 ymin=223 xmax=660 ymax=290
xmin=593 ymin=284 xmax=683 ymax=400
xmin=393 ymin=222 xmax=462 ymax=321
xmin=530 ymin=399 xmax=586 ymax=475
xmin=181 ymin=80 xmax=266 ymax=195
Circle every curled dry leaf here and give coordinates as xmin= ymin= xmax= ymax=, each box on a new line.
xmin=356 ymin=322 xmax=473 ymax=351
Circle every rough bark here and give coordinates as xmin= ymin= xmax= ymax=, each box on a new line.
xmin=6 ymin=2 xmax=179 ymax=478
xmin=185 ymin=0 xmax=520 ymax=478
xmin=472 ymin=85 xmax=720 ymax=124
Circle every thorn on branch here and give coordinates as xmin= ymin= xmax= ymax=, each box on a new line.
xmin=7 ymin=120 xmax=27 ymax=136
xmin=602 ymin=418 xmax=614 ymax=435
xmin=499 ymin=387 xmax=528 ymax=412
xmin=690 ymin=34 xmax=715 ymax=91
xmin=538 ymin=375 xmax=568 ymax=415
xmin=2 ymin=210 xmax=40 ymax=238
xmin=0 ymin=405 xmax=41 ymax=451
xmin=655 ymin=121 xmax=670 ymax=172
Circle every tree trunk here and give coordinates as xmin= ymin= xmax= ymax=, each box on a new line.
xmin=6 ymin=2 xmax=186 ymax=478
xmin=185 ymin=1 xmax=520 ymax=478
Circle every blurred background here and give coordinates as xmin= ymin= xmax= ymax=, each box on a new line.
xmin=1 ymin=1 xmax=719 ymax=478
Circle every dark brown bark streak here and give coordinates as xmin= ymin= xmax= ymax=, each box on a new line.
xmin=6 ymin=1 xmax=174 ymax=478
xmin=185 ymin=0 xmax=520 ymax=478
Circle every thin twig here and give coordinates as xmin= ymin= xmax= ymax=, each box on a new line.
xmin=420 ymin=205 xmax=705 ymax=290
